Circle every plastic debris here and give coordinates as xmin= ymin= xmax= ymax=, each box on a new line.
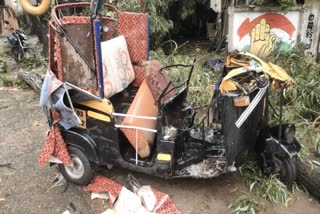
xmin=91 ymin=192 xmax=109 ymax=201
xmin=103 ymin=187 xmax=151 ymax=214
xmin=85 ymin=175 xmax=180 ymax=214
xmin=137 ymin=185 xmax=157 ymax=212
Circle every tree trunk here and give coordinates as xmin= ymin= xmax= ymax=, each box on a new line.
xmin=297 ymin=156 xmax=320 ymax=199
xmin=25 ymin=14 xmax=48 ymax=56
xmin=18 ymin=69 xmax=43 ymax=93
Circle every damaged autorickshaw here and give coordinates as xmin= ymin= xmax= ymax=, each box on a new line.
xmin=39 ymin=2 xmax=301 ymax=186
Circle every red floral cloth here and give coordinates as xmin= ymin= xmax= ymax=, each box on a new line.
xmin=38 ymin=124 xmax=72 ymax=167
xmin=143 ymin=60 xmax=176 ymax=104
xmin=153 ymin=188 xmax=180 ymax=214
xmin=84 ymin=175 xmax=180 ymax=213
xmin=118 ymin=12 xmax=149 ymax=65
xmin=132 ymin=65 xmax=146 ymax=87
xmin=84 ymin=176 xmax=123 ymax=206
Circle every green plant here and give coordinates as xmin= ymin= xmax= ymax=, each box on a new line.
xmin=150 ymin=41 xmax=219 ymax=108
xmin=250 ymin=0 xmax=296 ymax=13
xmin=115 ymin=0 xmax=211 ymax=48
xmin=115 ymin=0 xmax=174 ymax=48
xmin=277 ymin=0 xmax=296 ymax=13
xmin=230 ymin=193 xmax=261 ymax=214
xmin=0 ymin=59 xmax=8 ymax=73
xmin=313 ymin=133 xmax=320 ymax=155
xmin=239 ymin=160 xmax=291 ymax=205
xmin=0 ymin=75 xmax=15 ymax=87
xmin=267 ymin=43 xmax=320 ymax=157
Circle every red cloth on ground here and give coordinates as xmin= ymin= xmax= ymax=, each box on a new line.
xmin=84 ymin=175 xmax=180 ymax=213
xmin=84 ymin=176 xmax=123 ymax=206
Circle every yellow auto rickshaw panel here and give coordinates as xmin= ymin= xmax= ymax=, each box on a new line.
xmin=87 ymin=110 xmax=111 ymax=122
xmin=78 ymin=99 xmax=113 ymax=115
xmin=157 ymin=153 xmax=172 ymax=161
xmin=74 ymin=108 xmax=87 ymax=128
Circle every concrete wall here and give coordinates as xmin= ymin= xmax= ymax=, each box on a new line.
xmin=210 ymin=0 xmax=222 ymax=13
xmin=299 ymin=0 xmax=320 ymax=58
xmin=228 ymin=5 xmax=302 ymax=58
xmin=228 ymin=0 xmax=320 ymax=59
xmin=4 ymin=0 xmax=23 ymax=14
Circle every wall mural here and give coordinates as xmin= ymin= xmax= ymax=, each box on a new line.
xmin=232 ymin=12 xmax=300 ymax=58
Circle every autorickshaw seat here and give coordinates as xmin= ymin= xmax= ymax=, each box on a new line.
xmin=120 ymin=60 xmax=176 ymax=158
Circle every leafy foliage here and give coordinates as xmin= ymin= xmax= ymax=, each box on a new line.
xmin=115 ymin=0 xmax=209 ymax=48
xmin=0 ymin=59 xmax=8 ymax=73
xmin=250 ymin=0 xmax=296 ymax=13
xmin=150 ymin=40 xmax=220 ymax=107
xmin=267 ymin=43 xmax=320 ymax=156
xmin=115 ymin=0 xmax=174 ymax=48
xmin=230 ymin=193 xmax=261 ymax=214
xmin=239 ymin=161 xmax=291 ymax=205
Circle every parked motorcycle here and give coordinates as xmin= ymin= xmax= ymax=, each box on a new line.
xmin=4 ymin=20 xmax=35 ymax=62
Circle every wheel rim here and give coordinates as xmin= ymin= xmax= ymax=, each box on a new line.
xmin=65 ymin=154 xmax=85 ymax=179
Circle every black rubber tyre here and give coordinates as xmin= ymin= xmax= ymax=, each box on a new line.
xmin=275 ymin=157 xmax=297 ymax=185
xmin=58 ymin=146 xmax=94 ymax=186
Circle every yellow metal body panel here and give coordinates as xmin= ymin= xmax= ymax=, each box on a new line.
xmin=157 ymin=153 xmax=172 ymax=161
xmin=78 ymin=99 xmax=113 ymax=115
xmin=74 ymin=108 xmax=87 ymax=128
xmin=87 ymin=111 xmax=111 ymax=122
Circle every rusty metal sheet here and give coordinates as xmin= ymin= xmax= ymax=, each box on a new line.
xmin=60 ymin=23 xmax=97 ymax=89
xmin=0 ymin=6 xmax=18 ymax=36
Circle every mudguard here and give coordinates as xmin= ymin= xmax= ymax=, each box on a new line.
xmin=61 ymin=129 xmax=100 ymax=163
xmin=265 ymin=137 xmax=301 ymax=158
xmin=257 ymin=124 xmax=301 ymax=159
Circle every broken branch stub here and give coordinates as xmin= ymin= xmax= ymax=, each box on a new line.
xmin=18 ymin=69 xmax=43 ymax=93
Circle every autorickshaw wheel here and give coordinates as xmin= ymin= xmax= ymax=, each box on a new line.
xmin=58 ymin=146 xmax=94 ymax=186
xmin=275 ymin=157 xmax=297 ymax=185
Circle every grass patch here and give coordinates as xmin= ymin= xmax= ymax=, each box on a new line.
xmin=230 ymin=193 xmax=261 ymax=214
xmin=267 ymin=43 xmax=320 ymax=157
xmin=239 ymin=161 xmax=291 ymax=205
xmin=0 ymin=59 xmax=8 ymax=73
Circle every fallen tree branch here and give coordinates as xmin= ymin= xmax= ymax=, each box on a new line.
xmin=17 ymin=69 xmax=43 ymax=93
xmin=297 ymin=155 xmax=320 ymax=199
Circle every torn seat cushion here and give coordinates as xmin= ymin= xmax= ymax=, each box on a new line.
xmin=120 ymin=80 xmax=158 ymax=158
xmin=101 ymin=35 xmax=135 ymax=98
xmin=143 ymin=60 xmax=176 ymax=104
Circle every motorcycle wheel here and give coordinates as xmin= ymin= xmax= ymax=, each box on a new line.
xmin=58 ymin=146 xmax=95 ymax=186
xmin=274 ymin=156 xmax=297 ymax=184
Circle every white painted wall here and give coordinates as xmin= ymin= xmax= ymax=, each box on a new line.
xmin=4 ymin=0 xmax=23 ymax=14
xmin=299 ymin=0 xmax=320 ymax=58
xmin=210 ymin=0 xmax=222 ymax=13
xmin=228 ymin=6 xmax=301 ymax=57
xmin=228 ymin=0 xmax=320 ymax=59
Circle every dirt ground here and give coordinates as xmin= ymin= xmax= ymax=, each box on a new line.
xmin=0 ymin=89 xmax=320 ymax=214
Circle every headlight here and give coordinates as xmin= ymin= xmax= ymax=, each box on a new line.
xmin=285 ymin=124 xmax=296 ymax=144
